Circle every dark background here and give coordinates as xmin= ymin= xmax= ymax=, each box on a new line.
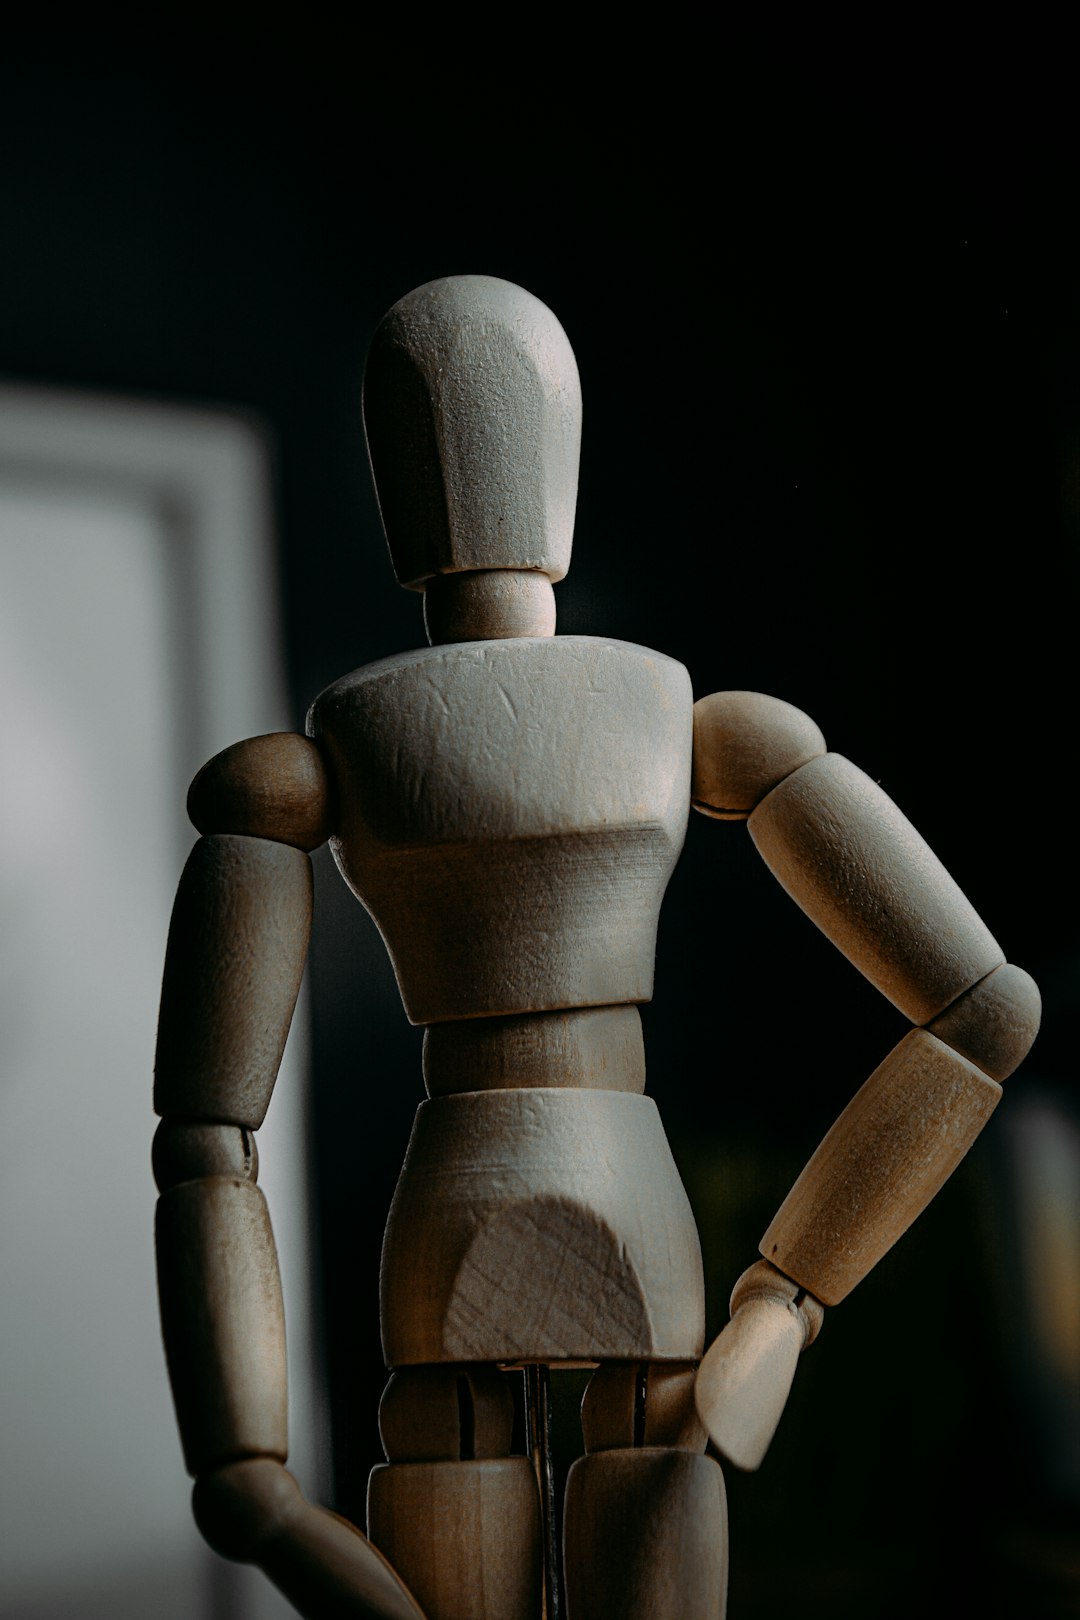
xmin=3 ymin=31 xmax=1076 ymax=1617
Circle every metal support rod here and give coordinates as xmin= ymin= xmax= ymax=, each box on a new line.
xmin=525 ymin=1363 xmax=560 ymax=1620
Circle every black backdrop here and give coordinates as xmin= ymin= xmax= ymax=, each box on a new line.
xmin=4 ymin=31 xmax=1076 ymax=1617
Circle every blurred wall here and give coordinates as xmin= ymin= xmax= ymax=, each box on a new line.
xmin=0 ymin=391 xmax=319 ymax=1619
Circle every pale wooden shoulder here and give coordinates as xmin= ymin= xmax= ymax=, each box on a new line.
xmin=691 ymin=690 xmax=826 ymax=820
xmin=187 ymin=732 xmax=336 ymax=851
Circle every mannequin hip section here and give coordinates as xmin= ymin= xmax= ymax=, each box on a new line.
xmin=379 ymin=1088 xmax=705 ymax=1368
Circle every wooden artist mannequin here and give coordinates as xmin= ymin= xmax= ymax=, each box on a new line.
xmin=153 ymin=275 xmax=1040 ymax=1619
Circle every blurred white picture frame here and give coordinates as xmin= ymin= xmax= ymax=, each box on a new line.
xmin=0 ymin=385 xmax=319 ymax=1620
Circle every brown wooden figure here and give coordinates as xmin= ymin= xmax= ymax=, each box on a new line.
xmin=154 ymin=275 xmax=1040 ymax=1618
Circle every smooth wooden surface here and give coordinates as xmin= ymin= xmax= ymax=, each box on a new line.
xmin=378 ymin=1365 xmax=516 ymax=1462
xmin=580 ymin=1363 xmax=638 ymax=1452
xmin=194 ymin=1458 xmax=424 ymax=1620
xmin=152 ymin=1119 xmax=258 ymax=1191
xmin=423 ymin=1005 xmax=646 ymax=1097
xmin=364 ymin=275 xmax=581 ymax=590
xmin=309 ymin=636 xmax=692 ymax=1023
xmin=367 ymin=1457 xmax=541 ymax=1620
xmin=564 ymin=1449 xmax=727 ymax=1619
xmin=748 ymin=752 xmax=1004 ymax=1022
xmin=728 ymin=1257 xmax=824 ymax=1343
xmin=380 ymin=1090 xmax=705 ymax=1365
xmin=581 ymin=1362 xmax=706 ymax=1452
xmin=156 ymin=1177 xmax=287 ymax=1474
xmin=640 ymin=1364 xmax=709 ymax=1450
xmin=154 ymin=833 xmax=312 ymax=1127
xmin=691 ymin=690 xmax=826 ymax=819
xmin=696 ymin=1294 xmax=804 ymax=1471
xmin=187 ymin=732 xmax=335 ymax=851
xmin=928 ymin=960 xmax=1041 ymax=1080
xmin=761 ymin=1029 xmax=1003 ymax=1303
xmin=424 ymin=570 xmax=557 ymax=644
xmin=695 ymin=1261 xmax=823 ymax=1470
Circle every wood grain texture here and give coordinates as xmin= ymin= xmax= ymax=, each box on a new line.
xmin=564 ymin=1449 xmax=727 ymax=1619
xmin=380 ymin=1090 xmax=705 ymax=1366
xmin=364 ymin=275 xmax=581 ymax=589
xmin=378 ymin=1366 xmax=516 ymax=1462
xmin=194 ymin=1458 xmax=424 ymax=1620
xmin=424 ymin=570 xmax=556 ymax=644
xmin=423 ymin=1006 xmax=646 ymax=1097
xmin=928 ymin=961 xmax=1041 ymax=1081
xmin=748 ymin=752 xmax=1004 ymax=1022
xmin=187 ymin=732 xmax=336 ymax=851
xmin=152 ymin=1119 xmax=258 ymax=1192
xmin=691 ymin=690 xmax=826 ymax=819
xmin=154 ymin=834 xmax=312 ymax=1127
xmin=309 ymin=636 xmax=692 ymax=1023
xmin=760 ymin=1030 xmax=1003 ymax=1303
xmin=156 ymin=1178 xmax=287 ymax=1474
xmin=695 ymin=1262 xmax=821 ymax=1472
xmin=367 ymin=1457 xmax=541 ymax=1620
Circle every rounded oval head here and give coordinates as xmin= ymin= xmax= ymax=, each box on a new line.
xmin=363 ymin=275 xmax=581 ymax=590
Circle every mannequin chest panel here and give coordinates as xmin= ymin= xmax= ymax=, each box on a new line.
xmin=309 ymin=636 xmax=693 ymax=1022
